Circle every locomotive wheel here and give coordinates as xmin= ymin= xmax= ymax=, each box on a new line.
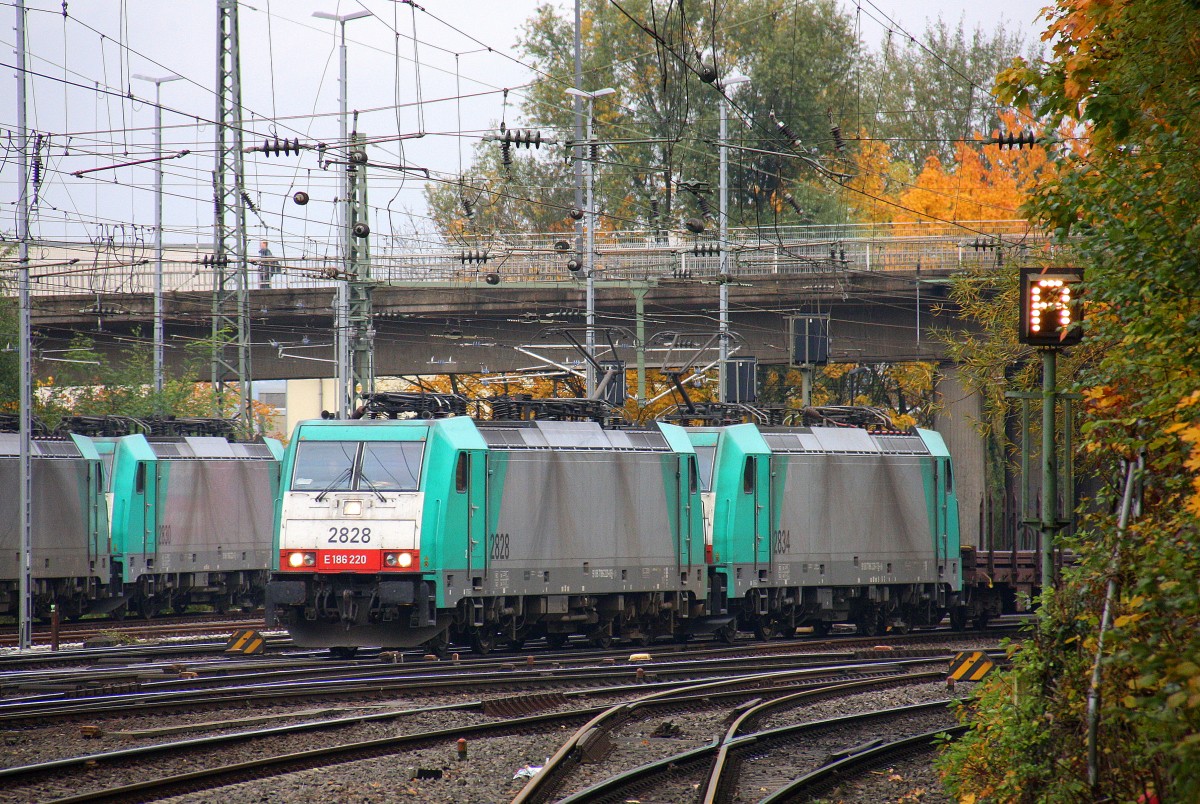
xmin=329 ymin=646 xmax=358 ymax=660
xmin=136 ymin=596 xmax=157 ymax=620
xmin=471 ymin=629 xmax=496 ymax=655
xmin=424 ymin=631 xmax=450 ymax=658
xmin=855 ymin=610 xmax=883 ymax=637
xmin=949 ymin=608 xmax=968 ymax=632
xmin=752 ymin=620 xmax=776 ymax=641
xmin=716 ymin=624 xmax=738 ymax=644
xmin=545 ymin=632 xmax=570 ymax=650
xmin=589 ymin=629 xmax=613 ymax=649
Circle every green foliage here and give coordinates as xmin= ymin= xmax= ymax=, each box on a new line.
xmin=937 ymin=0 xmax=1200 ymax=799
xmin=426 ymin=0 xmax=862 ymax=236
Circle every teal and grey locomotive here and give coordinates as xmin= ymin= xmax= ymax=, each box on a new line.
xmin=268 ymin=413 xmax=968 ymax=654
xmin=0 ymin=433 xmax=109 ymax=620
xmin=687 ymin=423 xmax=962 ymax=640
xmin=267 ymin=417 xmax=709 ymax=654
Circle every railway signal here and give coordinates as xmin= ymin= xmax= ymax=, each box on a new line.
xmin=1020 ymin=267 xmax=1084 ymax=346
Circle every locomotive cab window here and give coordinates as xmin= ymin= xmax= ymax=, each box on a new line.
xmin=291 ymin=441 xmax=357 ymax=491
xmin=455 ymin=452 xmax=469 ymax=493
xmin=360 ymin=441 xmax=423 ymax=491
xmin=688 ymin=455 xmax=699 ymax=494
xmin=693 ymin=445 xmax=716 ymax=492
xmin=943 ymin=459 xmax=954 ymax=493
xmin=743 ymin=456 xmax=757 ymax=494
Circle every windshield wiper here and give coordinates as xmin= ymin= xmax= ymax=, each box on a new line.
xmin=314 ymin=467 xmax=353 ymax=502
xmin=358 ymin=475 xmax=387 ymax=502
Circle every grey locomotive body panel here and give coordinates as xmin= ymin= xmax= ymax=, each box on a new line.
xmin=0 ymin=454 xmax=103 ymax=581
xmin=770 ymin=450 xmax=936 ymax=587
xmin=153 ymin=460 xmax=277 ymax=574
xmin=470 ymin=422 xmax=701 ymax=600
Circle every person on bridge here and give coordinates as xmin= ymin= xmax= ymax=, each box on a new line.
xmin=258 ymin=240 xmax=280 ymax=289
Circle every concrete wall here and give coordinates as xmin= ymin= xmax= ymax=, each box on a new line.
xmin=933 ymin=365 xmax=985 ymax=549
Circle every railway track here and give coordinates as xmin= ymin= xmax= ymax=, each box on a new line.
xmin=2 ymin=657 xmax=951 ymax=803
xmin=0 ymin=631 xmax=1004 ymax=802
xmin=0 ymin=613 xmax=268 ymax=648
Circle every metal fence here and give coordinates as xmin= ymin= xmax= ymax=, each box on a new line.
xmin=5 ymin=220 xmax=1062 ymax=297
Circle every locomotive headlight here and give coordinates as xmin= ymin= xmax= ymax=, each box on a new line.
xmin=286 ymin=551 xmax=316 ymax=568
xmin=384 ymin=550 xmax=417 ymax=569
xmin=342 ymin=500 xmax=363 ymax=516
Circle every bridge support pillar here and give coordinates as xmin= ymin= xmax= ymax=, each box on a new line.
xmin=933 ymin=365 xmax=985 ymax=550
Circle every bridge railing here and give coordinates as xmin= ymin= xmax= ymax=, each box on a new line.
xmin=6 ymin=220 xmax=1064 ymax=297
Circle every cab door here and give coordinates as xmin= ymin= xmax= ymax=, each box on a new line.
xmin=459 ymin=452 xmax=487 ymax=583
xmin=748 ymin=456 xmax=770 ymax=578
xmin=677 ymin=454 xmax=698 ymax=575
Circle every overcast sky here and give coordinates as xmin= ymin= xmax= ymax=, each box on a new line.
xmin=3 ymin=0 xmax=1056 ymax=257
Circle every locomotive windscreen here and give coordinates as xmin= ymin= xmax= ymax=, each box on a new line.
xmin=291 ymin=440 xmax=423 ymax=492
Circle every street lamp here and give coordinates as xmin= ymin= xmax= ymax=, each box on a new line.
xmin=132 ymin=73 xmax=183 ymax=403
xmin=564 ymin=86 xmax=616 ymax=398
xmin=564 ymin=86 xmax=614 ymax=398
xmin=717 ymin=73 xmax=749 ymax=403
xmin=313 ymin=9 xmax=371 ymax=418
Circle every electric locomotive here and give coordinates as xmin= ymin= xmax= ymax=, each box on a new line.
xmin=0 ymin=430 xmax=110 ymax=620
xmin=687 ymin=421 xmax=962 ymax=639
xmin=105 ymin=431 xmax=283 ymax=617
xmin=267 ymin=413 xmax=710 ymax=655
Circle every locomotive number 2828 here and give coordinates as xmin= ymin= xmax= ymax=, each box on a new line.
xmin=327 ymin=526 xmax=372 ymax=544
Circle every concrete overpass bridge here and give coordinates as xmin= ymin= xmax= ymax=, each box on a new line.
xmin=22 ymin=220 xmax=1052 ymax=379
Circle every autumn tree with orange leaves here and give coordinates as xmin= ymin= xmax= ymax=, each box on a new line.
xmin=935 ymin=0 xmax=1200 ymax=800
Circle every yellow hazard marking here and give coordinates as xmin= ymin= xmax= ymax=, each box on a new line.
xmin=225 ymin=629 xmax=265 ymax=655
xmin=948 ymin=650 xmax=994 ymax=682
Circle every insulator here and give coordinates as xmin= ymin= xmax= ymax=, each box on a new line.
xmin=553 ymin=239 xmax=571 ymax=251
xmin=514 ymin=129 xmax=542 ymax=149
xmin=696 ymin=53 xmax=718 ymax=84
xmin=649 ymin=199 xmax=660 ymax=221
xmin=771 ymin=110 xmax=801 ymax=146
xmin=685 ymin=218 xmax=706 ymax=234
xmin=500 ymin=140 xmax=512 ymax=166
xmin=568 ymin=208 xmax=584 ymax=221
xmin=293 ymin=190 xmax=310 ymax=206
xmin=461 ymin=196 xmax=476 ymax=218
xmin=696 ymin=195 xmax=714 ymax=220
xmin=31 ymin=155 xmax=41 ymax=185
xmin=590 ymin=142 xmax=599 ymax=161
xmin=349 ymin=149 xmax=368 ymax=164
xmin=485 ymin=272 xmax=500 ymax=285
xmin=459 ymin=249 xmax=488 ymax=264
xmin=996 ymin=130 xmax=1036 ymax=150
xmin=829 ymin=119 xmax=846 ymax=153
xmin=352 ymin=222 xmax=370 ymax=238
xmin=240 ymin=191 xmax=258 ymax=212
xmin=717 ymin=272 xmax=731 ymax=284
xmin=783 ymin=191 xmax=804 ymax=216
xmin=693 ymin=243 xmax=719 ymax=257
xmin=566 ymin=257 xmax=582 ymax=272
